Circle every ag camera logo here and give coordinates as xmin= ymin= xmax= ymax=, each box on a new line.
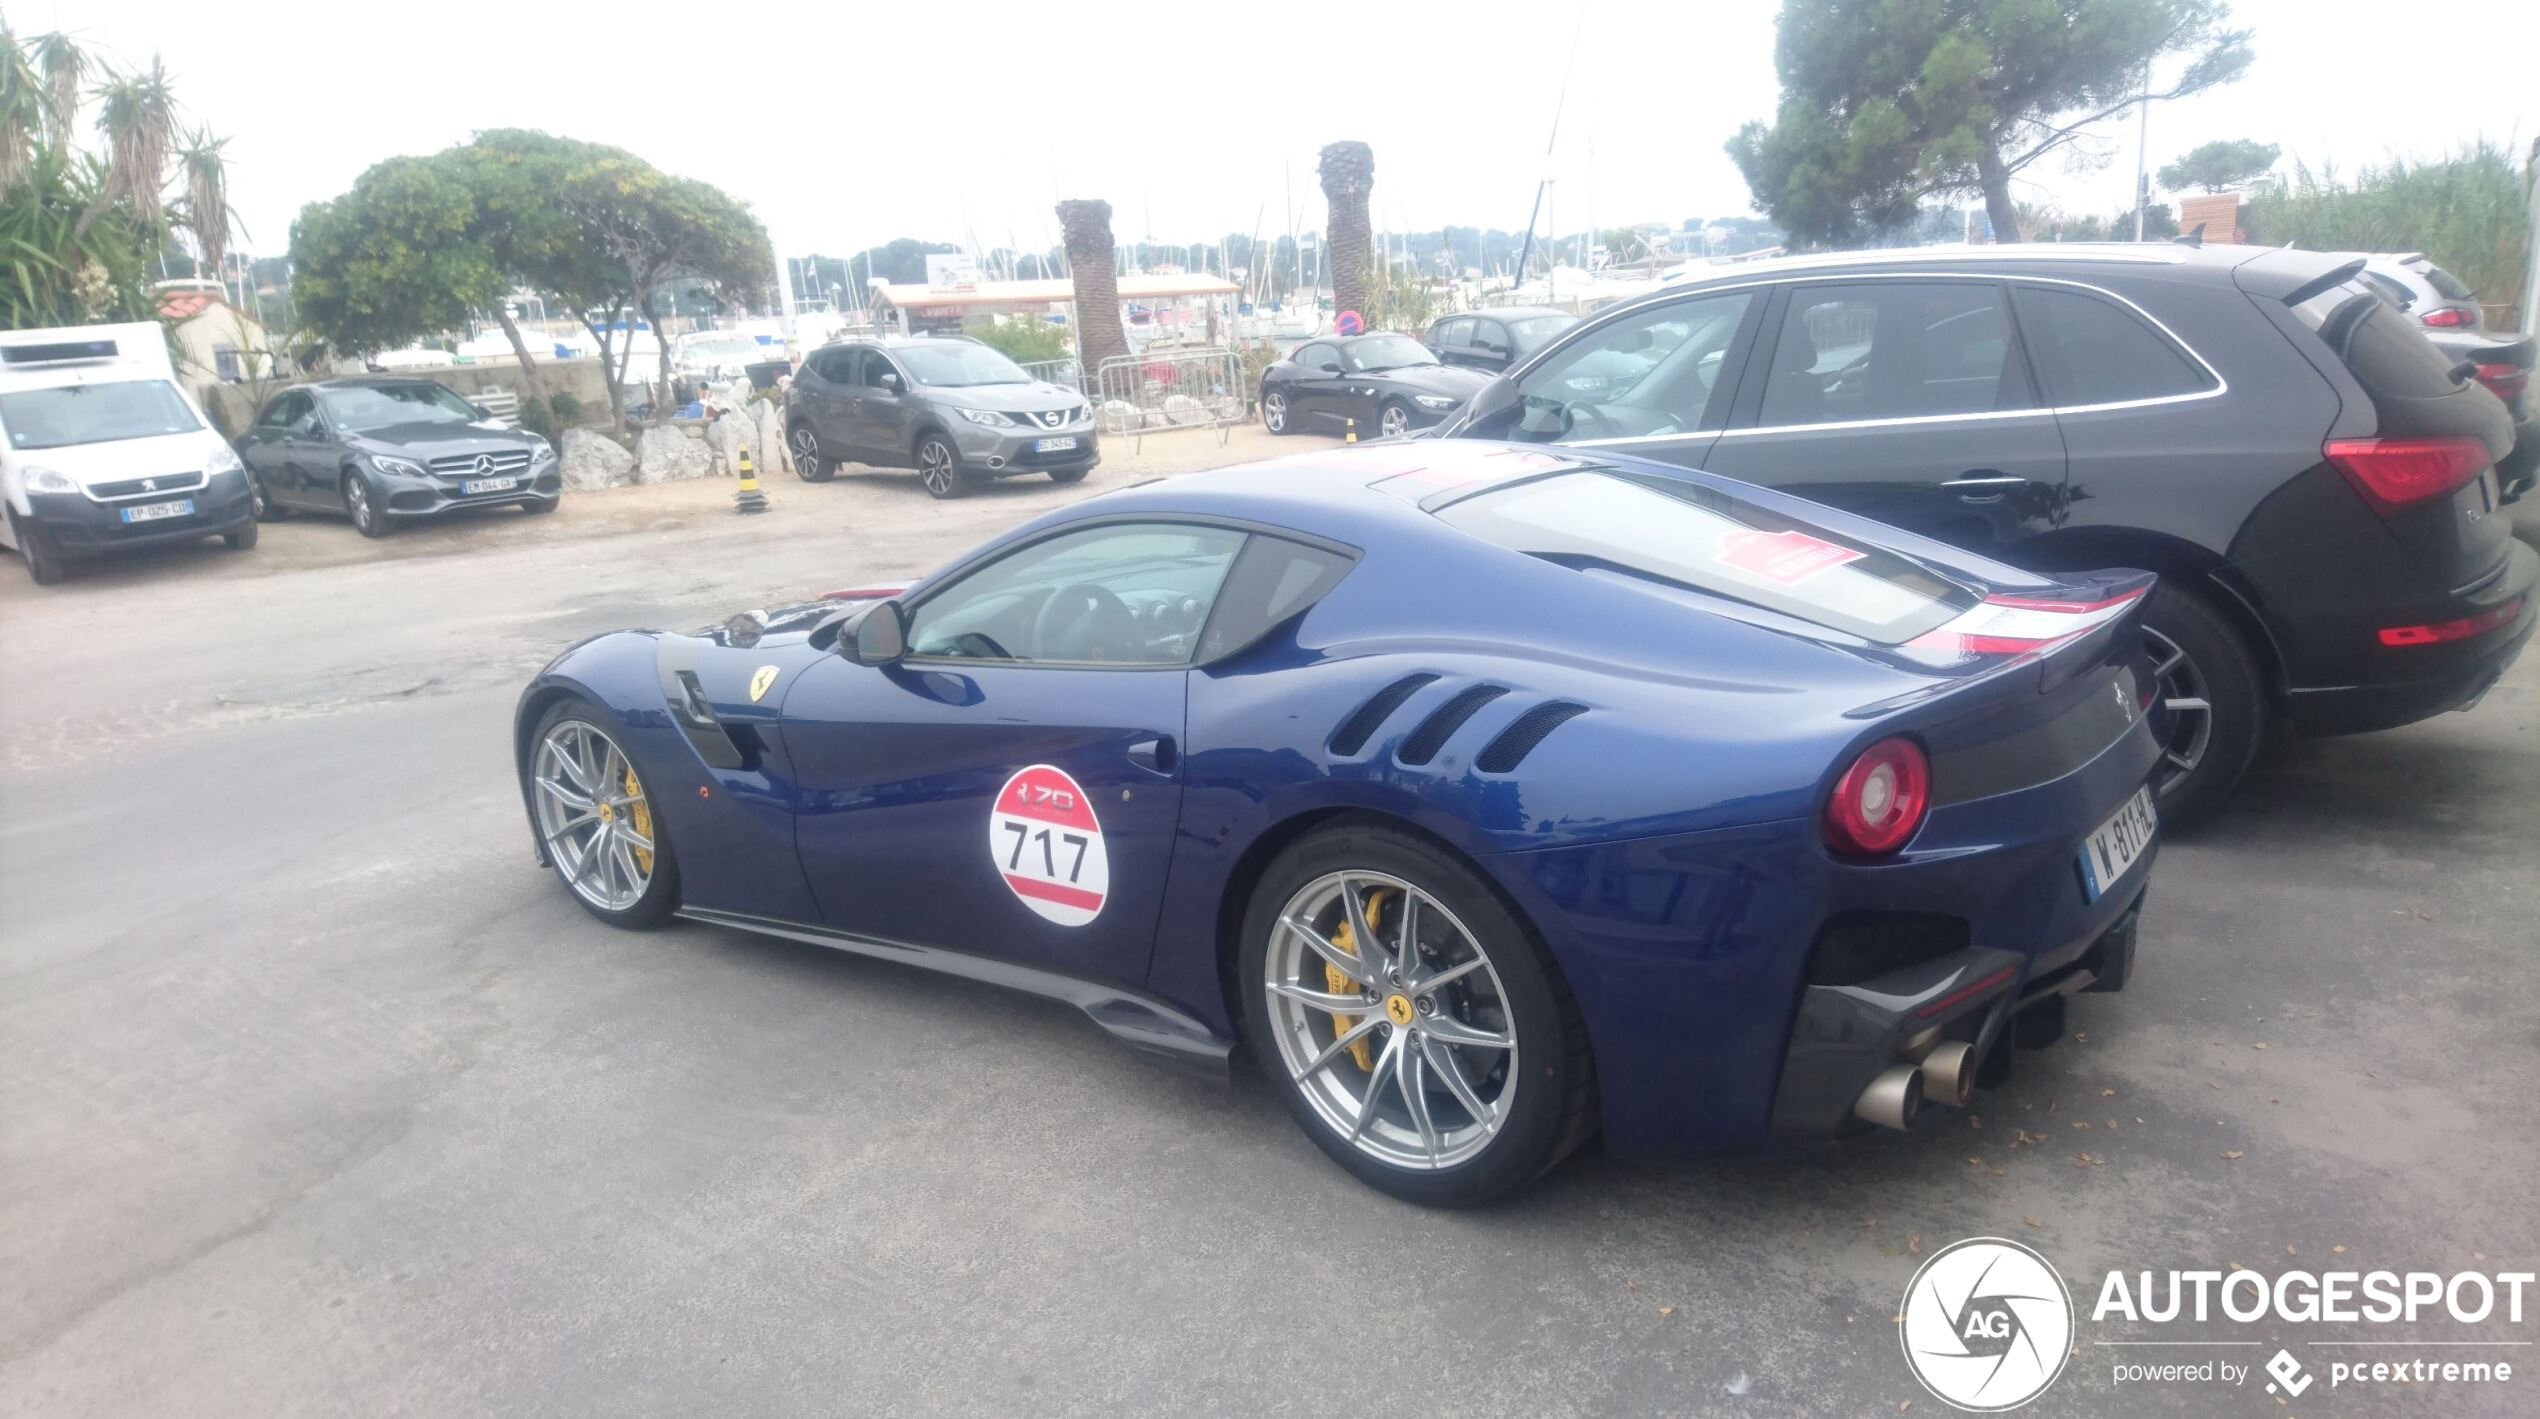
xmin=1901 ymin=1237 xmax=2075 ymax=1411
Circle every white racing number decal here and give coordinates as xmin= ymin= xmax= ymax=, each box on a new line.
xmin=989 ymin=764 xmax=1109 ymax=927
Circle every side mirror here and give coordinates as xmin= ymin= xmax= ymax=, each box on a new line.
xmin=847 ymin=600 xmax=908 ymax=665
xmin=877 ymin=372 xmax=903 ymax=393
xmin=1317 ymin=361 xmax=1343 ymax=375
xmin=470 ymin=401 xmax=494 ymax=419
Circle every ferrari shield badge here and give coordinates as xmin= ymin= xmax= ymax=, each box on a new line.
xmin=748 ymin=665 xmax=779 ymax=703
xmin=990 ymin=764 xmax=1110 ymax=927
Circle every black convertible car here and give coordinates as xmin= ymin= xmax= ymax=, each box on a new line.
xmin=1260 ymin=334 xmax=1490 ymax=440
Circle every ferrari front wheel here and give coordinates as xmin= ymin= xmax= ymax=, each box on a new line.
xmin=530 ymin=701 xmax=679 ymax=928
xmin=1241 ymin=823 xmax=1595 ymax=1205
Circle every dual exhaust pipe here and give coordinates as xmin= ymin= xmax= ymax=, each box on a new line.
xmin=1853 ymin=1039 xmax=1977 ymax=1131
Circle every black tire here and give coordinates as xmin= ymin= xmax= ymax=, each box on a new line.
xmin=790 ymin=421 xmax=835 ymax=482
xmin=223 ymin=521 xmax=258 ymax=550
xmin=915 ymin=433 xmax=965 ymax=499
xmin=8 ymin=508 xmax=69 ymax=585
xmin=345 ymin=472 xmax=392 ymax=538
xmin=1239 ymin=821 xmax=1596 ymax=1205
xmin=522 ymin=495 xmax=559 ymax=515
xmin=1047 ymin=466 xmax=1090 ymax=485
xmin=2140 ymin=584 xmax=2262 ymax=826
xmin=250 ymin=476 xmax=286 ymax=521
xmin=530 ymin=697 xmax=680 ymax=929
xmin=1261 ymin=387 xmax=1294 ymax=435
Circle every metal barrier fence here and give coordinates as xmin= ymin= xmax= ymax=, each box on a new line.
xmin=1018 ymin=358 xmax=1085 ymax=391
xmin=1090 ymin=348 xmax=1249 ymax=453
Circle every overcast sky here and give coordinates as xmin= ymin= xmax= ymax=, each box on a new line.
xmin=28 ymin=0 xmax=2537 ymax=265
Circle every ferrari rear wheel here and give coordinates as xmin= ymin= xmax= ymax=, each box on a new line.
xmin=1242 ymin=822 xmax=1595 ymax=1205
xmin=531 ymin=702 xmax=678 ymax=928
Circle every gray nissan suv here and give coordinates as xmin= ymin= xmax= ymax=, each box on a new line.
xmin=784 ymin=335 xmax=1097 ymax=498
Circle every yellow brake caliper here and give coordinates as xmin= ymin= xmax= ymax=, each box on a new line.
xmin=1324 ymin=889 xmax=1392 ymax=1072
xmin=623 ymin=764 xmax=654 ymax=874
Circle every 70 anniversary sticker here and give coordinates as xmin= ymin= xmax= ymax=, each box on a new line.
xmin=990 ymin=764 xmax=1110 ymax=926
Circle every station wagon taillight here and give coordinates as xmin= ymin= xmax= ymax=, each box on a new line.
xmin=1824 ymin=737 xmax=1930 ymax=857
xmin=2421 ymin=307 xmax=2473 ymax=328
xmin=2323 ymin=436 xmax=2490 ymax=517
xmin=2472 ymin=363 xmax=2529 ymax=404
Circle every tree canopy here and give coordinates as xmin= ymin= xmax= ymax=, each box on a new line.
xmin=2158 ymin=137 xmax=2279 ymax=193
xmin=1729 ymin=0 xmax=2253 ymax=245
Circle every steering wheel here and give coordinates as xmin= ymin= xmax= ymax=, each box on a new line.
xmin=1561 ymin=399 xmax=1626 ymax=441
xmin=1030 ymin=583 xmax=1138 ymax=662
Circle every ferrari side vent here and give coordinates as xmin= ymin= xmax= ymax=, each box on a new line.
xmin=1475 ymin=701 xmax=1588 ymax=773
xmin=1329 ymin=673 xmax=1440 ymax=756
xmin=1397 ymin=685 xmax=1510 ymax=766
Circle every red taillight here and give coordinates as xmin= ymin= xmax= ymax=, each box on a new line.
xmin=1824 ymin=737 xmax=1930 ymax=857
xmin=2472 ymin=362 xmax=2529 ymax=404
xmin=2378 ymin=597 xmax=2524 ymax=647
xmin=2421 ymin=307 xmax=2473 ymax=328
xmin=2324 ymin=436 xmax=2491 ymax=516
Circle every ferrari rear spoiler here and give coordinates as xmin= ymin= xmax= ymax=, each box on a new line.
xmin=1847 ymin=570 xmax=2157 ymax=717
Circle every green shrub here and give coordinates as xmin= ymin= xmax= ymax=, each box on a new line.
xmin=550 ymin=391 xmax=584 ymax=427
xmin=2248 ymin=141 xmax=2531 ymax=325
xmin=970 ymin=316 xmax=1072 ymax=366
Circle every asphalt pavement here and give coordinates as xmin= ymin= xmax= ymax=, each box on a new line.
xmin=2 ymin=462 xmax=2535 ymax=1417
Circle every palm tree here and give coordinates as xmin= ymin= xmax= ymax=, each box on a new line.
xmin=84 ymin=57 xmax=178 ymax=235
xmin=1057 ymin=198 xmax=1130 ymax=378
xmin=179 ymin=129 xmax=234 ymax=273
xmin=30 ymin=29 xmax=85 ymax=148
xmin=1317 ymin=141 xmax=1374 ymax=318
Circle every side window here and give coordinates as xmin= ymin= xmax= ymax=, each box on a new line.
xmin=857 ymin=350 xmax=901 ymax=390
xmin=256 ymin=391 xmax=308 ymax=429
xmin=1195 ymin=536 xmax=1355 ymax=663
xmin=1434 ymin=318 xmax=1475 ymax=348
xmin=2010 ymin=286 xmax=2215 ymax=408
xmin=1296 ymin=342 xmax=1341 ymax=373
xmin=1506 ymin=290 xmax=1754 ymax=442
xmin=1473 ymin=320 xmax=1507 ymax=352
xmin=1758 ymin=282 xmax=2027 ymax=427
xmin=807 ymin=349 xmax=848 ymax=382
xmin=905 ymin=523 xmax=1249 ymax=667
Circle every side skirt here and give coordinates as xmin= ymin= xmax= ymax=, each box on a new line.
xmin=675 ymin=905 xmax=1233 ymax=1082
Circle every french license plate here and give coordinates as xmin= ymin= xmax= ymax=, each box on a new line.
xmin=120 ymin=499 xmax=194 ymax=523
xmin=462 ymin=475 xmax=519 ymax=494
xmin=1033 ymin=436 xmax=1079 ymax=453
xmin=2078 ymin=786 xmax=2157 ymax=902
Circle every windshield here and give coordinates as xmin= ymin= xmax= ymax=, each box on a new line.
xmin=899 ymin=343 xmax=1030 ymax=387
xmin=1507 ymin=315 xmax=1576 ymax=350
xmin=1344 ymin=334 xmax=1437 ymax=372
xmin=318 ymin=382 xmax=482 ymax=432
xmin=1434 ymin=469 xmax=1976 ymax=644
xmin=0 ymin=379 xmax=202 ymax=451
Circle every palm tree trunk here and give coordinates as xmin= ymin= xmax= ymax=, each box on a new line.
xmin=1318 ymin=141 xmax=1375 ymax=319
xmin=1057 ymin=199 xmax=1130 ymax=381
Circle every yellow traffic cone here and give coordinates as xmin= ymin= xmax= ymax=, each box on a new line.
xmin=1345 ymin=417 xmax=1357 ymax=444
xmin=735 ymin=442 xmax=768 ymax=514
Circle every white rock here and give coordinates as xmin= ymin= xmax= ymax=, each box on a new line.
xmin=559 ymin=428 xmax=636 ymax=491
xmin=635 ymin=425 xmax=714 ymax=484
xmin=754 ymin=401 xmax=791 ymax=476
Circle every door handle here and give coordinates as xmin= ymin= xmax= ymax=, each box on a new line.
xmin=1126 ymin=735 xmax=1178 ymax=775
xmin=1941 ymin=472 xmax=2029 ymax=503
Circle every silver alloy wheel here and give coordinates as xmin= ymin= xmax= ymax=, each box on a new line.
xmin=532 ymin=719 xmax=656 ymax=913
xmin=1379 ymin=404 xmax=1409 ymax=438
xmin=918 ymin=440 xmax=957 ymax=495
xmin=790 ymin=424 xmax=822 ymax=478
xmin=1263 ymin=870 xmax=1518 ymax=1171
xmin=1263 ymin=391 xmax=1286 ymax=432
xmin=346 ymin=477 xmax=373 ymax=530
xmin=2143 ymin=624 xmax=2213 ymax=794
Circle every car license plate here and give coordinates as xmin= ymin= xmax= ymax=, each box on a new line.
xmin=2078 ymin=786 xmax=2157 ymax=902
xmin=120 ymin=499 xmax=194 ymax=523
xmin=462 ymin=475 xmax=519 ymax=494
xmin=1034 ymin=436 xmax=1078 ymax=453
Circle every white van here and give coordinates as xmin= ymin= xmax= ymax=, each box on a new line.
xmin=0 ymin=322 xmax=258 ymax=585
